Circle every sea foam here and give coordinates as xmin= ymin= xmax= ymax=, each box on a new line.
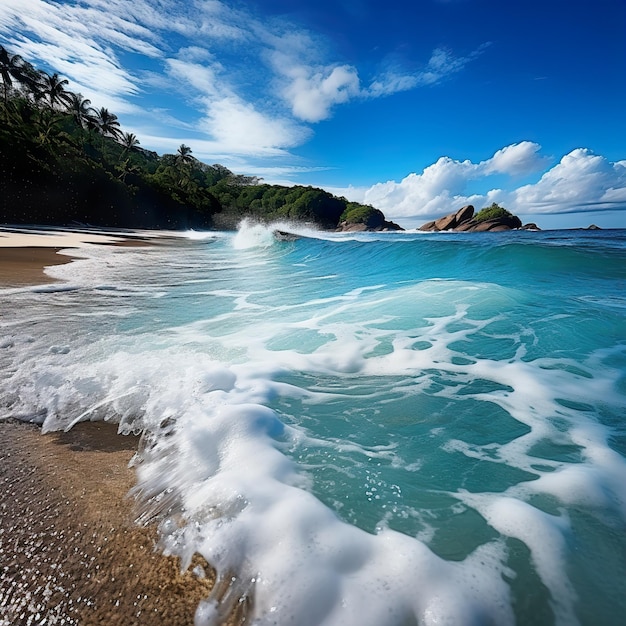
xmin=1 ymin=225 xmax=625 ymax=625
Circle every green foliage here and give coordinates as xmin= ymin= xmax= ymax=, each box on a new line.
xmin=209 ymin=183 xmax=376 ymax=230
xmin=0 ymin=44 xmax=393 ymax=232
xmin=340 ymin=203 xmax=385 ymax=228
xmin=474 ymin=203 xmax=512 ymax=222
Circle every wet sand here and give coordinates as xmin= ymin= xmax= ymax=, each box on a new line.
xmin=0 ymin=232 xmax=230 ymax=625
xmin=0 ymin=421 xmax=215 ymax=625
xmin=0 ymin=227 xmax=150 ymax=286
xmin=0 ymin=247 xmax=71 ymax=286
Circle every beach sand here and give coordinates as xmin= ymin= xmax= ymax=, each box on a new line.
xmin=0 ymin=247 xmax=71 ymax=286
xmin=0 ymin=228 xmax=146 ymax=286
xmin=0 ymin=421 xmax=215 ymax=625
xmin=0 ymin=231 xmax=229 ymax=625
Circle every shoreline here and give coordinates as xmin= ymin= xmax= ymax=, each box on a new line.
xmin=0 ymin=246 xmax=72 ymax=286
xmin=0 ymin=420 xmax=215 ymax=625
xmin=0 ymin=230 xmax=224 ymax=625
xmin=0 ymin=226 xmax=176 ymax=286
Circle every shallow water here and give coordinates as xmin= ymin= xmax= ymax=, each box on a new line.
xmin=1 ymin=223 xmax=625 ymax=625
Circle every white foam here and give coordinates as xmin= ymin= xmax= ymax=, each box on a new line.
xmin=2 ymin=232 xmax=625 ymax=625
xmin=464 ymin=494 xmax=578 ymax=626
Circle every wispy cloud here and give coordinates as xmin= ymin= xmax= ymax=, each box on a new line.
xmin=347 ymin=143 xmax=626 ymax=219
xmin=0 ymin=0 xmax=151 ymax=112
xmin=0 ymin=0 xmax=489 ymax=159
xmin=163 ymin=57 xmax=311 ymax=156
xmin=367 ymin=44 xmax=490 ymax=97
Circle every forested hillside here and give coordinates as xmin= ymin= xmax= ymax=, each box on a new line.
xmin=0 ymin=46 xmax=395 ymax=231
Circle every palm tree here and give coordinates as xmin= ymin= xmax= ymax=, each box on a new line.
xmin=0 ymin=46 xmax=29 ymax=107
xmin=116 ymin=157 xmax=141 ymax=182
xmin=117 ymin=132 xmax=140 ymax=169
xmin=3 ymin=97 xmax=38 ymax=138
xmin=35 ymin=72 xmax=73 ymax=110
xmin=67 ymin=93 xmax=95 ymax=129
xmin=93 ymin=107 xmax=122 ymax=139
xmin=176 ymin=143 xmax=193 ymax=165
xmin=119 ymin=132 xmax=140 ymax=153
xmin=36 ymin=110 xmax=70 ymax=146
xmin=175 ymin=144 xmax=195 ymax=190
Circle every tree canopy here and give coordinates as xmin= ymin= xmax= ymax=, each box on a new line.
xmin=0 ymin=45 xmax=391 ymax=231
xmin=474 ymin=203 xmax=513 ymax=223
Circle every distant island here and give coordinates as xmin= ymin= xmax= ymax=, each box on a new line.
xmin=417 ymin=204 xmax=608 ymax=232
xmin=0 ymin=46 xmax=401 ymax=233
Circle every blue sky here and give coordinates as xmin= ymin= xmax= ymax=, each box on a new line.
xmin=1 ymin=0 xmax=625 ymax=228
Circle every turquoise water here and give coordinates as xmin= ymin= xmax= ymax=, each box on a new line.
xmin=1 ymin=224 xmax=625 ymax=625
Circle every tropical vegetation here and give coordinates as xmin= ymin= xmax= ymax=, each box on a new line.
xmin=0 ymin=46 xmax=387 ymax=230
xmin=474 ymin=203 xmax=513 ymax=223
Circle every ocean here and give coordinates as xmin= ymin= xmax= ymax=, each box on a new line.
xmin=1 ymin=222 xmax=625 ymax=626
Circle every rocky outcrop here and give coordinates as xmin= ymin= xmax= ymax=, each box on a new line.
xmin=419 ymin=205 xmax=475 ymax=232
xmin=457 ymin=214 xmax=523 ymax=231
xmin=336 ymin=219 xmax=404 ymax=232
xmin=419 ymin=205 xmax=524 ymax=232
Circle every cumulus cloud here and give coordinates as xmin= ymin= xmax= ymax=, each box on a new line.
xmin=512 ymin=149 xmax=626 ymax=214
xmin=281 ymin=63 xmax=361 ymax=122
xmin=484 ymin=141 xmax=550 ymax=176
xmin=360 ymin=142 xmax=542 ymax=216
xmin=355 ymin=144 xmax=626 ymax=219
xmin=263 ymin=28 xmax=362 ymax=123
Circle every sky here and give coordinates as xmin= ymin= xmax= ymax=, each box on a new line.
xmin=1 ymin=0 xmax=625 ymax=229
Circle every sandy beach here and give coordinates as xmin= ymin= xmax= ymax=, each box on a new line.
xmin=0 ymin=230 xmax=224 ymax=625
xmin=0 ymin=246 xmax=71 ymax=286
xmin=0 ymin=228 xmax=144 ymax=286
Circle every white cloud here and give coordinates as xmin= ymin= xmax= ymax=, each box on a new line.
xmin=0 ymin=0 xmax=490 ymax=169
xmin=0 ymin=0 xmax=150 ymax=113
xmin=353 ymin=144 xmax=626 ymax=220
xmin=484 ymin=141 xmax=550 ymax=176
xmin=360 ymin=142 xmax=543 ymax=217
xmin=164 ymin=58 xmax=311 ymax=156
xmin=368 ymin=44 xmax=490 ymax=97
xmin=200 ymin=96 xmax=310 ymax=155
xmin=270 ymin=44 xmax=488 ymax=122
xmin=165 ymin=59 xmax=222 ymax=99
xmin=512 ymin=149 xmax=626 ymax=214
xmin=281 ymin=63 xmax=361 ymax=122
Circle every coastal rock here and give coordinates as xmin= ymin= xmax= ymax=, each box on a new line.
xmin=521 ymin=223 xmax=541 ymax=230
xmin=421 ymin=205 xmax=475 ymax=232
xmin=380 ymin=220 xmax=404 ymax=231
xmin=335 ymin=219 xmax=404 ymax=232
xmin=337 ymin=222 xmax=368 ymax=232
xmin=464 ymin=215 xmax=522 ymax=233
xmin=586 ymin=224 xmax=601 ymax=230
xmin=455 ymin=204 xmax=475 ymax=225
xmin=454 ymin=221 xmax=475 ymax=232
xmin=434 ymin=213 xmax=458 ymax=231
xmin=418 ymin=220 xmax=437 ymax=232
xmin=419 ymin=206 xmax=523 ymax=232
xmin=273 ymin=230 xmax=301 ymax=241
